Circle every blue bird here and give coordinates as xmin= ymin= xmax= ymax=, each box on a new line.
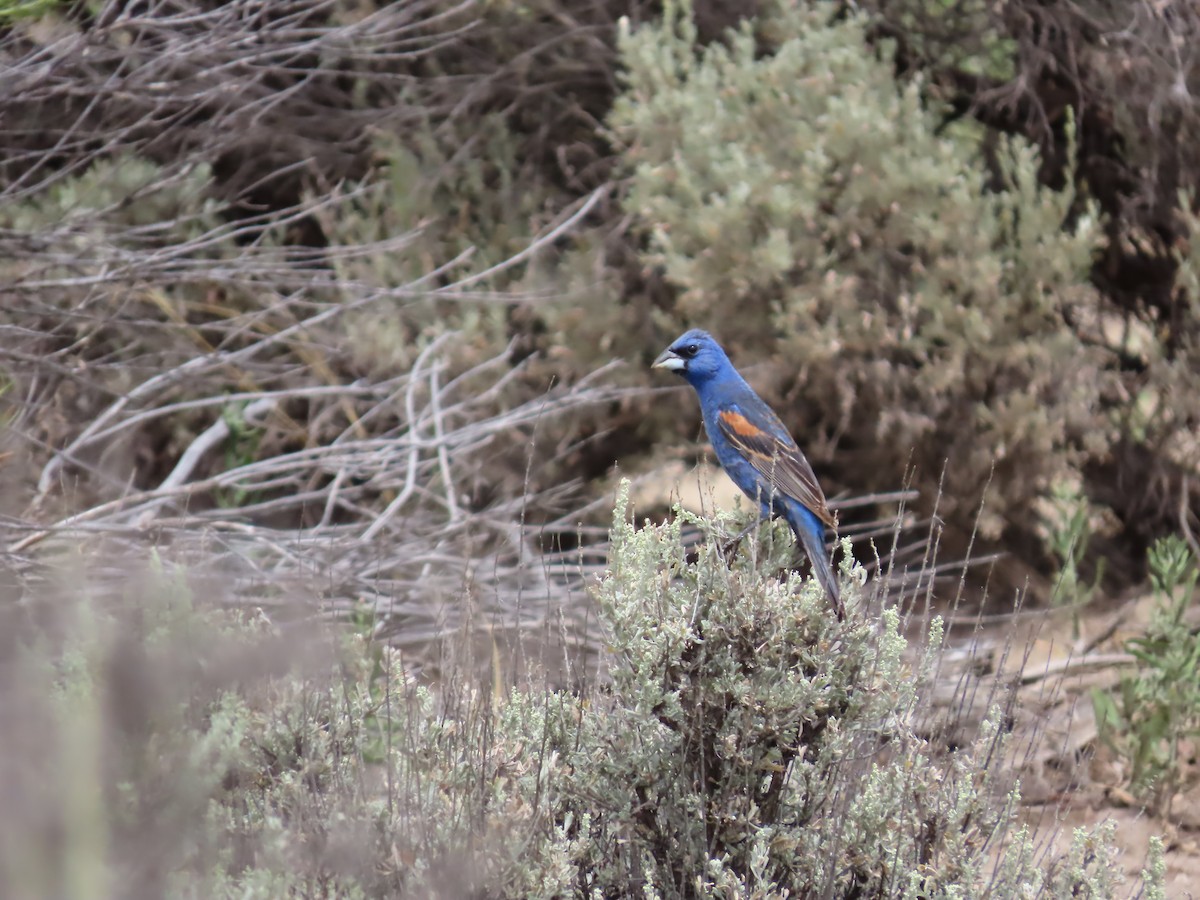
xmin=653 ymin=329 xmax=843 ymax=619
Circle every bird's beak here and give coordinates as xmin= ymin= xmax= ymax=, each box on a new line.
xmin=652 ymin=349 xmax=685 ymax=371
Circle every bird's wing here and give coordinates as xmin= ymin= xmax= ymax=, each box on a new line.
xmin=716 ymin=408 xmax=837 ymax=530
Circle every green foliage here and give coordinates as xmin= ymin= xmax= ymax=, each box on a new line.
xmin=1140 ymin=836 xmax=1168 ymax=900
xmin=1174 ymin=190 xmax=1200 ymax=311
xmin=1045 ymin=480 xmax=1106 ymax=638
xmin=0 ymin=155 xmax=217 ymax=234
xmin=329 ymin=121 xmax=558 ymax=373
xmin=612 ymin=1 xmax=1111 ymax=539
xmin=1092 ymin=535 xmax=1200 ymax=814
xmin=863 ymin=0 xmax=1017 ymax=81
xmin=0 ymin=0 xmax=63 ymax=22
xmin=0 ymin=154 xmax=223 ymax=353
xmin=215 ymin=402 xmax=265 ymax=508
xmin=333 ymin=121 xmax=550 ymax=288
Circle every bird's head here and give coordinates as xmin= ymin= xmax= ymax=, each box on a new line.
xmin=651 ymin=329 xmax=733 ymax=386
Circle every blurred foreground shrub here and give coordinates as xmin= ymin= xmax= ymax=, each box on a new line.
xmin=0 ymin=486 xmax=1146 ymax=898
xmin=0 ymin=557 xmax=568 ymax=898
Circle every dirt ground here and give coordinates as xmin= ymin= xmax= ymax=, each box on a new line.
xmin=952 ymin=592 xmax=1200 ymax=897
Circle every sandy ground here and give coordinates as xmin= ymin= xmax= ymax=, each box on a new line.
xmin=906 ymin=565 xmax=1200 ymax=896
xmin=987 ymin=596 xmax=1200 ymax=898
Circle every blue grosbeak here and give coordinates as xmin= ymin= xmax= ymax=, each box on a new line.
xmin=653 ymin=329 xmax=843 ymax=619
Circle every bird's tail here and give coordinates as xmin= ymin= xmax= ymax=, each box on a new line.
xmin=782 ymin=501 xmax=844 ymax=621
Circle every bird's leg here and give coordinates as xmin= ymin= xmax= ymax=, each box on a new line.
xmin=721 ymin=512 xmax=768 ymax=562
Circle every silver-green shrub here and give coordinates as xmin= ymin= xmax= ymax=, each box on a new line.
xmin=532 ymin=482 xmax=1128 ymax=897
xmin=611 ymin=1 xmax=1111 ymax=539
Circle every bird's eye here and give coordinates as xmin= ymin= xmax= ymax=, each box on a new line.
xmin=685 ymin=344 xmax=699 ymax=357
